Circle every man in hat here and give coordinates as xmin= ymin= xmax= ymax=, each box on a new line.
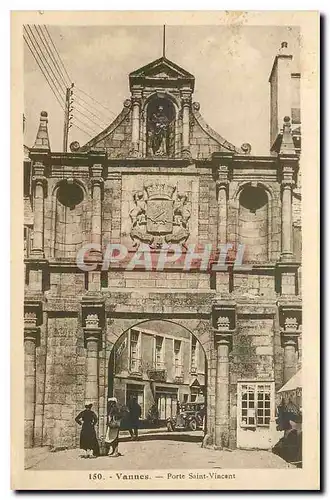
xmin=75 ymin=403 xmax=100 ymax=458
xmin=127 ymin=395 xmax=142 ymax=440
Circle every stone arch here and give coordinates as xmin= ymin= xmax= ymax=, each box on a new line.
xmin=101 ymin=316 xmax=212 ymax=439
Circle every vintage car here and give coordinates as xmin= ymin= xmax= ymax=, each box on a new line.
xmin=166 ymin=402 xmax=205 ymax=432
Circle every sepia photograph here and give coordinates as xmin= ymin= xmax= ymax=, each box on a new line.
xmin=11 ymin=10 xmax=319 ymax=490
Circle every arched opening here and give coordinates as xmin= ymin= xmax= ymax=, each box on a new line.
xmin=108 ymin=320 xmax=207 ymax=443
xmin=238 ymin=186 xmax=269 ymax=263
xmin=146 ymin=98 xmax=176 ymax=157
xmin=54 ymin=180 xmax=86 ymax=258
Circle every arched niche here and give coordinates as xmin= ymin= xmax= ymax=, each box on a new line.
xmin=238 ymin=185 xmax=269 ymax=263
xmin=51 ymin=180 xmax=89 ymax=259
xmin=143 ymin=95 xmax=177 ymax=158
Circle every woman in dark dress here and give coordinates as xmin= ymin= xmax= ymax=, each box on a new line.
xmin=75 ymin=403 xmax=100 ymax=458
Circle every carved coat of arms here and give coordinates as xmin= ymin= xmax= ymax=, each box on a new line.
xmin=129 ymin=184 xmax=191 ymax=249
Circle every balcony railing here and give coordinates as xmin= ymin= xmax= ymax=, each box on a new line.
xmin=129 ymin=357 xmax=142 ymax=375
xmin=174 ymin=365 xmax=184 ymax=382
xmin=148 ymin=362 xmax=167 ymax=381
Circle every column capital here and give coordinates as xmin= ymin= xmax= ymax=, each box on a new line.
xmin=215 ymin=332 xmax=233 ymax=348
xmin=24 ymin=326 xmax=40 ymax=343
xmin=281 ymin=179 xmax=295 ymax=190
xmin=32 ymin=175 xmax=47 ymax=190
xmin=84 ymin=327 xmax=102 ymax=344
xmin=91 ymin=176 xmax=104 ymax=187
xmin=281 ymin=333 xmax=299 ymax=350
xmin=24 ymin=298 xmax=43 ymax=324
xmin=212 ymin=303 xmax=236 ymax=351
xmin=131 ymin=95 xmax=142 ymax=106
xmin=181 ymin=94 xmax=191 ymax=107
xmin=216 ymin=179 xmax=229 ymax=193
xmin=32 ymin=161 xmax=45 ymax=176
xmin=81 ymin=297 xmax=105 ymax=325
xmin=24 ymin=311 xmax=40 ymax=344
xmin=90 ymin=163 xmax=104 ymax=185
xmin=279 ymin=160 xmax=298 ymax=185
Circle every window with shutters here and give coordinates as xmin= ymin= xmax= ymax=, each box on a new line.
xmin=174 ymin=339 xmax=182 ymax=377
xmin=129 ymin=330 xmax=141 ymax=373
xmin=155 ymin=335 xmax=164 ymax=369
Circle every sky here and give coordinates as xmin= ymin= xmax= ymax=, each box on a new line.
xmin=24 ymin=25 xmax=300 ymax=155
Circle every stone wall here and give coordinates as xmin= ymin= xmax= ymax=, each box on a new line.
xmin=42 ymin=314 xmax=85 ymax=449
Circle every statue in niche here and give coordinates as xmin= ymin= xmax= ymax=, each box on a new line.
xmin=149 ymin=105 xmax=170 ymax=156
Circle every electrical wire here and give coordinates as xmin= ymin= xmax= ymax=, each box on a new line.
xmin=23 ymin=29 xmax=65 ymax=110
xmin=72 ymin=115 xmax=100 ymax=136
xmin=73 ymin=95 xmax=111 ymax=125
xmin=34 ymin=24 xmax=69 ymax=91
xmin=25 ymin=25 xmax=67 ymax=95
xmin=43 ymin=25 xmax=71 ymax=86
xmin=71 ymin=122 xmax=93 ymax=137
xmin=75 ymin=86 xmax=117 ymax=117
xmin=73 ymin=105 xmax=107 ymax=131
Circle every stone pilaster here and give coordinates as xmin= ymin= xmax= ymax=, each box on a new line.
xmin=281 ymin=179 xmax=294 ymax=262
xmin=181 ymin=91 xmax=191 ymax=157
xmin=31 ymin=162 xmax=47 ymax=258
xmin=90 ymin=164 xmax=103 ymax=261
xmin=216 ymin=165 xmax=229 ymax=245
xmin=278 ymin=301 xmax=302 ymax=384
xmin=131 ymin=90 xmax=142 ymax=156
xmin=279 ymin=117 xmax=299 ymax=263
xmin=212 ymin=302 xmax=236 ymax=449
xmin=84 ymin=314 xmax=102 ymax=411
xmin=81 ymin=297 xmax=104 ymax=420
xmin=24 ymin=310 xmax=40 ymax=448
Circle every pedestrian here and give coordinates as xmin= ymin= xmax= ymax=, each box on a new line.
xmin=75 ymin=403 xmax=100 ymax=458
xmin=128 ymin=395 xmax=142 ymax=440
xmin=105 ymin=397 xmax=122 ymax=457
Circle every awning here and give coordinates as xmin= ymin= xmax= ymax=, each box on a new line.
xmin=278 ymin=370 xmax=302 ymax=394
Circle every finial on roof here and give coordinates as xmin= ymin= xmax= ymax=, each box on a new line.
xmin=279 ymin=41 xmax=290 ymax=56
xmin=32 ymin=111 xmax=50 ymax=151
xmin=279 ymin=116 xmax=296 ymax=155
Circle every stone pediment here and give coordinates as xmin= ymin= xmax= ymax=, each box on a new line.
xmin=129 ymin=57 xmax=195 ymax=90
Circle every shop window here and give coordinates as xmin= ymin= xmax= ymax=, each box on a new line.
xmin=238 ymin=382 xmax=273 ymax=428
xmin=156 ymin=387 xmax=178 ymax=420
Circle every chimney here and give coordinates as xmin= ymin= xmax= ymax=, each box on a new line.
xmin=269 ymin=41 xmax=293 ymax=149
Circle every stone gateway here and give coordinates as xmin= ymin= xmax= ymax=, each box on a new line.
xmin=24 ymin=45 xmax=301 ymax=451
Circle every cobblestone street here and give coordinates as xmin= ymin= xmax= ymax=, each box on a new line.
xmin=26 ymin=430 xmax=293 ymax=470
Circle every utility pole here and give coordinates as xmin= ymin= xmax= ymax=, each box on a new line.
xmin=63 ymin=83 xmax=74 ymax=152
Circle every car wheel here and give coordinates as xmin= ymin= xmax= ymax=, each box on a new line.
xmin=189 ymin=419 xmax=197 ymax=431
